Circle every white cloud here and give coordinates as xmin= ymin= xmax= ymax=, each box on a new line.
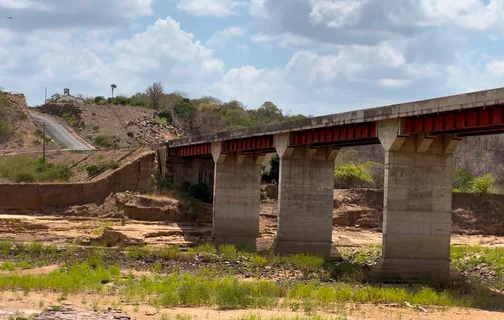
xmin=177 ymin=0 xmax=247 ymax=17
xmin=309 ymin=0 xmax=368 ymax=28
xmin=0 ymin=0 xmax=49 ymax=10
xmin=486 ymin=59 xmax=504 ymax=76
xmin=206 ymin=26 xmax=245 ymax=48
xmin=378 ymin=79 xmax=411 ymax=88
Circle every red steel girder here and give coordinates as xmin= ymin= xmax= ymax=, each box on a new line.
xmin=170 ymin=143 xmax=211 ymax=157
xmin=221 ymin=135 xmax=274 ymax=153
xmin=290 ymin=122 xmax=377 ymax=146
xmin=402 ymin=106 xmax=504 ymax=135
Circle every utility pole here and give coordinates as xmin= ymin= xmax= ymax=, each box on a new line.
xmin=42 ymin=122 xmax=46 ymax=164
xmin=44 ymin=87 xmax=47 ymax=103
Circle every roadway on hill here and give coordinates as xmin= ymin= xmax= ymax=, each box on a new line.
xmin=30 ymin=112 xmax=93 ymax=151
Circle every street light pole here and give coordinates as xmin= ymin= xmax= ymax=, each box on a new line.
xmin=42 ymin=122 xmax=46 ymax=164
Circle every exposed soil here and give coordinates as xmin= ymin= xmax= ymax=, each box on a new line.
xmin=1 ymin=291 xmax=503 ymax=320
xmin=38 ymin=102 xmax=184 ymax=147
xmin=0 ymin=93 xmax=60 ymax=153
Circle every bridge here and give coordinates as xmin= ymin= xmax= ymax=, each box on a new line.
xmin=166 ymin=87 xmax=504 ymax=281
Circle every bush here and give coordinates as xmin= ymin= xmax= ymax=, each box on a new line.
xmin=85 ymin=161 xmax=119 ymax=177
xmin=0 ymin=156 xmax=71 ymax=182
xmin=188 ymin=183 xmax=213 ymax=203
xmin=454 ymin=169 xmax=473 ymax=192
xmin=0 ymin=120 xmax=9 ymax=135
xmin=472 ymin=173 xmax=494 ymax=194
xmin=362 ymin=161 xmax=384 ymax=189
xmin=61 ymin=113 xmax=81 ymax=128
xmin=262 ymin=154 xmax=279 ymax=183
xmin=94 ymin=135 xmax=112 ymax=148
xmin=158 ymin=109 xmax=173 ymax=124
xmin=334 ymin=163 xmax=373 ymax=189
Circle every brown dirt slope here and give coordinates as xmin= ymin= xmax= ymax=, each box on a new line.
xmin=0 ymin=93 xmax=59 ymax=153
xmin=39 ymin=103 xmax=184 ymax=148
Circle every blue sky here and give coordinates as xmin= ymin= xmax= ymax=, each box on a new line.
xmin=1 ymin=0 xmax=504 ymax=116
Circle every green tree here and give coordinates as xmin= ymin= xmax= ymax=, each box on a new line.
xmin=472 ymin=173 xmax=494 ymax=194
xmin=334 ymin=163 xmax=373 ymax=189
xmin=453 ymin=169 xmax=473 ymax=192
xmin=262 ymin=154 xmax=280 ymax=183
xmin=252 ymin=101 xmax=284 ymax=125
xmin=174 ymin=98 xmax=197 ymax=131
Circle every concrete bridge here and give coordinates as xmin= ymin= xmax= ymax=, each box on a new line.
xmin=166 ymin=87 xmax=504 ymax=281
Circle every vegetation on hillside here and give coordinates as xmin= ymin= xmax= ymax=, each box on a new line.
xmin=0 ymin=156 xmax=71 ymax=183
xmin=453 ymin=169 xmax=495 ymax=194
xmin=48 ymin=82 xmax=307 ymax=137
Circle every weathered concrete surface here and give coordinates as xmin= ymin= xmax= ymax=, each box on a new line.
xmin=274 ymin=133 xmax=338 ymax=256
xmin=0 ymin=151 xmax=155 ymax=210
xmin=212 ymin=142 xmax=263 ymax=245
xmin=166 ymin=157 xmax=214 ymax=187
xmin=371 ymin=120 xmax=458 ymax=280
xmin=169 ymin=87 xmax=504 ymax=147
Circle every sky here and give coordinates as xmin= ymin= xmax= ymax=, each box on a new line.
xmin=1 ymin=0 xmax=504 ymax=116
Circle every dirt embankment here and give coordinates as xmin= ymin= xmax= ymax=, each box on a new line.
xmin=38 ymin=103 xmax=184 ymax=148
xmin=0 ymin=93 xmax=59 ymax=153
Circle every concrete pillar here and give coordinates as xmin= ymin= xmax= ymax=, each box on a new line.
xmin=211 ymin=142 xmax=264 ymax=245
xmin=274 ymin=133 xmax=339 ymax=256
xmin=371 ymin=119 xmax=461 ymax=281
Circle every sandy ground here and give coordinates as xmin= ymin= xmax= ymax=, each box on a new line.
xmin=0 ymin=291 xmax=503 ymax=320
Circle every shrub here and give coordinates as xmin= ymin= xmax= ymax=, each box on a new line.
xmin=362 ymin=161 xmax=384 ymax=189
xmin=262 ymin=154 xmax=279 ymax=183
xmin=85 ymin=161 xmax=119 ymax=177
xmin=472 ymin=173 xmax=494 ymax=194
xmin=188 ymin=183 xmax=212 ymax=203
xmin=334 ymin=163 xmax=373 ymax=189
xmin=61 ymin=113 xmax=81 ymax=128
xmin=94 ymin=135 xmax=112 ymax=148
xmin=219 ymin=244 xmax=238 ymax=261
xmin=454 ymin=169 xmax=473 ymax=192
xmin=0 ymin=120 xmax=9 ymax=135
xmin=0 ymin=156 xmax=71 ymax=182
xmin=158 ymin=109 xmax=173 ymax=124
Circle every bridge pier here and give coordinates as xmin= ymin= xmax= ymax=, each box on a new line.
xmin=371 ymin=119 xmax=461 ymax=281
xmin=211 ymin=142 xmax=263 ymax=246
xmin=273 ymin=133 xmax=339 ymax=256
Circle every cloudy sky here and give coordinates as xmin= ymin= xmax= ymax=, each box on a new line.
xmin=1 ymin=0 xmax=504 ymax=115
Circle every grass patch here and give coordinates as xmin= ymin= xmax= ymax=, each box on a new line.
xmin=451 ymin=245 xmax=504 ymax=276
xmin=0 ymin=240 xmax=12 ymax=255
xmin=1 ymin=261 xmax=16 ymax=271
xmin=189 ymin=243 xmax=217 ymax=255
xmin=0 ymin=120 xmax=9 ymax=136
xmin=0 ymin=262 xmax=474 ymax=310
xmin=0 ymin=156 xmax=71 ymax=182
xmin=219 ymin=244 xmax=238 ymax=261
xmin=62 ymin=113 xmax=81 ymax=129
xmin=92 ymin=222 xmax=114 ymax=236
xmin=85 ymin=160 xmax=119 ymax=177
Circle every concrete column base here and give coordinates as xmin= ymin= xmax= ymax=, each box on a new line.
xmin=369 ymin=258 xmax=462 ymax=283
xmin=273 ymin=240 xmax=333 ymax=257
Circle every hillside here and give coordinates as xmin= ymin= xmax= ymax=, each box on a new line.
xmin=0 ymin=92 xmax=59 ymax=153
xmin=38 ymin=103 xmax=183 ymax=148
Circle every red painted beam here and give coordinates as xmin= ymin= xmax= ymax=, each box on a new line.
xmin=290 ymin=122 xmax=377 ymax=146
xmin=402 ymin=106 xmax=504 ymax=135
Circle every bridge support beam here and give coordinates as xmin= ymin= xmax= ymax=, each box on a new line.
xmin=371 ymin=119 xmax=461 ymax=281
xmin=274 ymin=133 xmax=339 ymax=256
xmin=211 ymin=142 xmax=263 ymax=246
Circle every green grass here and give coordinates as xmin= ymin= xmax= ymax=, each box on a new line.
xmin=189 ymin=243 xmax=217 ymax=255
xmin=219 ymin=244 xmax=238 ymax=261
xmin=0 ymin=240 xmax=12 ymax=255
xmin=0 ymin=156 xmax=71 ymax=182
xmin=1 ymin=261 xmax=16 ymax=271
xmin=0 ymin=262 xmax=473 ymax=310
xmin=451 ymin=245 xmax=504 ymax=276
xmin=0 ymin=120 xmax=9 ymax=135
xmin=92 ymin=222 xmax=114 ymax=236
xmin=85 ymin=160 xmax=120 ymax=177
